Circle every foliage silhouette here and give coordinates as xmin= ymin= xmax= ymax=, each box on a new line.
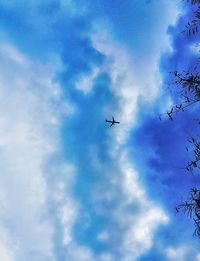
xmin=159 ymin=69 xmax=200 ymax=121
xmin=185 ymin=0 xmax=200 ymax=5
xmin=176 ymin=187 xmax=200 ymax=237
xmin=182 ymin=1 xmax=200 ymax=35
xmin=161 ymin=0 xmax=200 ymax=238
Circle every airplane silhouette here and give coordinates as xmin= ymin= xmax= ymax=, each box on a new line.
xmin=105 ymin=116 xmax=120 ymax=126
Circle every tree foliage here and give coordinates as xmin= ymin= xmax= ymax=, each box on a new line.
xmin=182 ymin=1 xmax=200 ymax=35
xmin=160 ymin=69 xmax=200 ymax=121
xmin=185 ymin=136 xmax=200 ymax=172
xmin=162 ymin=0 xmax=200 ymax=238
xmin=185 ymin=0 xmax=200 ymax=5
xmin=176 ymin=187 xmax=200 ymax=237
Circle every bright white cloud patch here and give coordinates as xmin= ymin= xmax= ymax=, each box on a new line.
xmin=119 ymin=154 xmax=169 ymax=257
xmin=0 ymin=42 xmax=99 ymax=261
xmin=165 ymin=246 xmax=188 ymax=261
xmin=165 ymin=245 xmax=200 ymax=261
xmin=75 ymin=67 xmax=100 ymax=94
xmin=0 ymin=43 xmax=70 ymax=261
xmin=0 ymin=227 xmax=14 ymax=261
xmin=92 ymin=152 xmax=168 ymax=260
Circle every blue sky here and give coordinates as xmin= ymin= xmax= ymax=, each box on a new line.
xmin=0 ymin=0 xmax=200 ymax=260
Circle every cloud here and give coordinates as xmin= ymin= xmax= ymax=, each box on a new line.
xmin=165 ymin=245 xmax=200 ymax=261
xmin=0 ymin=227 xmax=14 ymax=261
xmin=0 ymin=42 xmax=103 ymax=261
xmin=165 ymin=246 xmax=188 ymax=261
xmin=75 ymin=67 xmax=101 ymax=94
xmin=92 ymin=151 xmax=168 ymax=260
xmin=97 ymin=231 xmax=109 ymax=242
xmin=0 ymin=42 xmax=73 ymax=260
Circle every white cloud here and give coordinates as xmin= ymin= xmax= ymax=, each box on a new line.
xmin=90 ymin=150 xmax=168 ymax=261
xmin=97 ymin=231 xmax=109 ymax=242
xmin=0 ymin=43 xmax=100 ymax=261
xmin=115 ymin=153 xmax=168 ymax=260
xmin=99 ymin=253 xmax=114 ymax=261
xmin=165 ymin=245 xmax=200 ymax=261
xmin=0 ymin=227 xmax=14 ymax=261
xmin=165 ymin=246 xmax=188 ymax=261
xmin=65 ymin=243 xmax=95 ymax=261
xmin=0 ymin=42 xmax=76 ymax=260
xmin=57 ymin=187 xmax=78 ymax=246
xmin=75 ymin=67 xmax=100 ymax=94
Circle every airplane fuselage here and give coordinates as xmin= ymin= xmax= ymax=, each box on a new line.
xmin=106 ymin=120 xmax=120 ymax=124
xmin=105 ymin=117 xmax=120 ymax=126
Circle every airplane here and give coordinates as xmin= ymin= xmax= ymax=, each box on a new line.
xmin=105 ymin=116 xmax=120 ymax=126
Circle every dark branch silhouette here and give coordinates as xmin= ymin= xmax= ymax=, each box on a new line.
xmin=159 ymin=70 xmax=200 ymax=121
xmin=160 ymin=0 xmax=200 ymax=239
xmin=176 ymin=187 xmax=200 ymax=237
xmin=185 ymin=0 xmax=200 ymax=5
xmin=184 ymin=136 xmax=200 ymax=172
xmin=182 ymin=1 xmax=200 ymax=35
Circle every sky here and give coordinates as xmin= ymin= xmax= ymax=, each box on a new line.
xmin=0 ymin=0 xmax=200 ymax=260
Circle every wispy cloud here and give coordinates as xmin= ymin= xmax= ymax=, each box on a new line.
xmin=165 ymin=245 xmax=200 ymax=261
xmin=0 ymin=42 xmax=72 ymax=260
